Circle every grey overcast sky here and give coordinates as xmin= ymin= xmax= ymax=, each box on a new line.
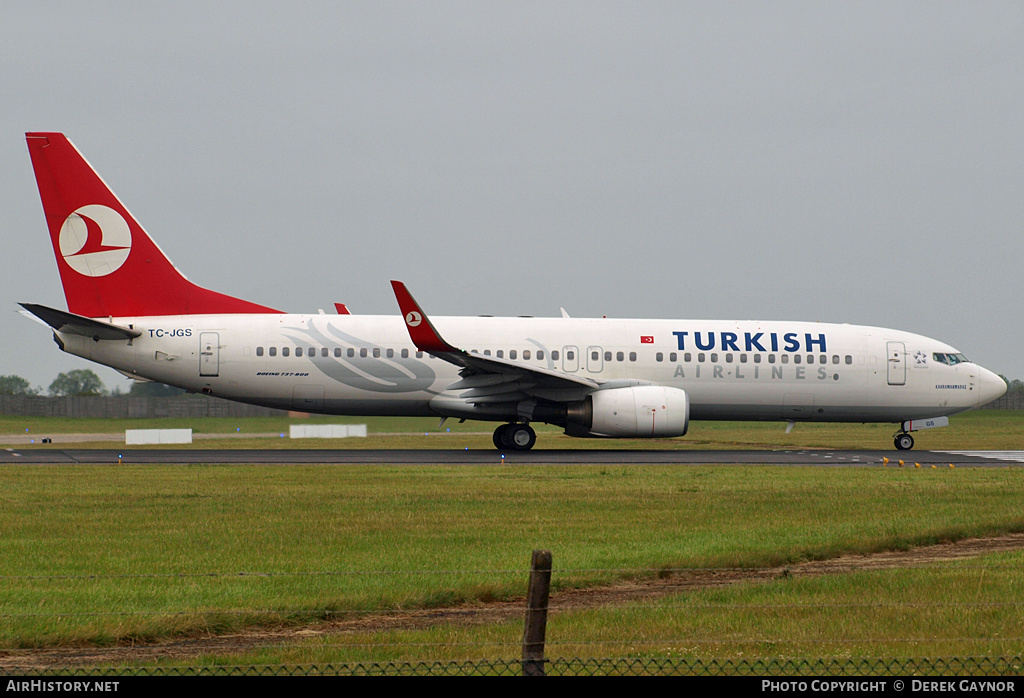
xmin=2 ymin=2 xmax=1022 ymax=391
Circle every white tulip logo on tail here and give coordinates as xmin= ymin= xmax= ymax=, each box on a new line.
xmin=58 ymin=205 xmax=132 ymax=277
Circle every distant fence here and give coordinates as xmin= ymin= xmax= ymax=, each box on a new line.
xmin=13 ymin=656 xmax=1024 ymax=677
xmin=0 ymin=395 xmax=288 ymax=419
xmin=983 ymin=392 xmax=1024 ymax=410
xmin=2 ymin=392 xmax=1022 ymax=418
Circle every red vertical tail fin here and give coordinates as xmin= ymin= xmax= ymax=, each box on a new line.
xmin=26 ymin=132 xmax=280 ymax=317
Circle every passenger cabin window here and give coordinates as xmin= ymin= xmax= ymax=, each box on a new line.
xmin=256 ymin=347 xmax=264 ymax=357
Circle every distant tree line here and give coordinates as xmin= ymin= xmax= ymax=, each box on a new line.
xmin=1004 ymin=377 xmax=1024 ymax=393
xmin=0 ymin=375 xmax=36 ymax=396
xmin=0 ymin=370 xmax=184 ymax=397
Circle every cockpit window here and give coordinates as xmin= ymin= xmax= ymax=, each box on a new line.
xmin=933 ymin=352 xmax=970 ymax=365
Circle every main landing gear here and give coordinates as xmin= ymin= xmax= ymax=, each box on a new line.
xmin=894 ymin=431 xmax=915 ymax=451
xmin=493 ymin=423 xmax=537 ymax=451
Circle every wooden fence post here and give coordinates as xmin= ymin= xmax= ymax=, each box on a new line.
xmin=522 ymin=549 xmax=552 ymax=676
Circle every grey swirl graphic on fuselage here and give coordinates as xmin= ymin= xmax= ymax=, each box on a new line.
xmin=282 ymin=323 xmax=438 ymax=394
xmin=525 ymin=338 xmax=557 ymax=371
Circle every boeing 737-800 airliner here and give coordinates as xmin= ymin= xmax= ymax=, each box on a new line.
xmin=19 ymin=133 xmax=1007 ymax=451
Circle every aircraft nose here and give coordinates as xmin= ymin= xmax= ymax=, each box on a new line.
xmin=977 ymin=367 xmax=1007 ymax=407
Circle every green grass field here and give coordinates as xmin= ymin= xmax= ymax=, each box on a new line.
xmin=217 ymin=555 xmax=1024 ymax=666
xmin=2 ymin=461 xmax=1024 ymax=666
xmin=1 ymin=411 xmax=1023 ymax=670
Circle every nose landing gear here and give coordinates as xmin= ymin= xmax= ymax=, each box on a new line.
xmin=892 ymin=417 xmax=948 ymax=451
xmin=493 ymin=423 xmax=537 ymax=451
xmin=894 ymin=431 xmax=915 ymax=451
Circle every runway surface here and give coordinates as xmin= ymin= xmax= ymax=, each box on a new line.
xmin=3 ymin=448 xmax=1023 ymax=465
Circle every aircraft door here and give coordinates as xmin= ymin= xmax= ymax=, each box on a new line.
xmin=200 ymin=332 xmax=220 ymax=377
xmin=563 ymin=346 xmax=579 ymax=372
xmin=587 ymin=346 xmax=604 ymax=373
xmin=886 ymin=341 xmax=906 ymax=386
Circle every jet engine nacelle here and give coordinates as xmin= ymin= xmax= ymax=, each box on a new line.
xmin=565 ymin=385 xmax=690 ymax=438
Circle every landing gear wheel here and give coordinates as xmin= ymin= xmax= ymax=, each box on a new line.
xmin=492 ymin=424 xmax=510 ymax=449
xmin=894 ymin=433 xmax=915 ymax=451
xmin=507 ymin=424 xmax=536 ymax=451
xmin=493 ymin=423 xmax=536 ymax=451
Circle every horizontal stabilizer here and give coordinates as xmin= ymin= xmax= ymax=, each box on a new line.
xmin=19 ymin=303 xmax=141 ymax=341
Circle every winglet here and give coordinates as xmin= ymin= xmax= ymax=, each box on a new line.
xmin=390 ymin=281 xmax=459 ymax=354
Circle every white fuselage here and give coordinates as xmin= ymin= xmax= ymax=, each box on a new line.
xmin=55 ymin=313 xmax=1003 ymax=424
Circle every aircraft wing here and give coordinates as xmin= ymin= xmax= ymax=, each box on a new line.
xmin=390 ymin=281 xmax=600 ymax=404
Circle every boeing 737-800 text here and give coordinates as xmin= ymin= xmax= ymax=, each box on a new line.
xmin=20 ymin=133 xmax=1007 ymax=451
